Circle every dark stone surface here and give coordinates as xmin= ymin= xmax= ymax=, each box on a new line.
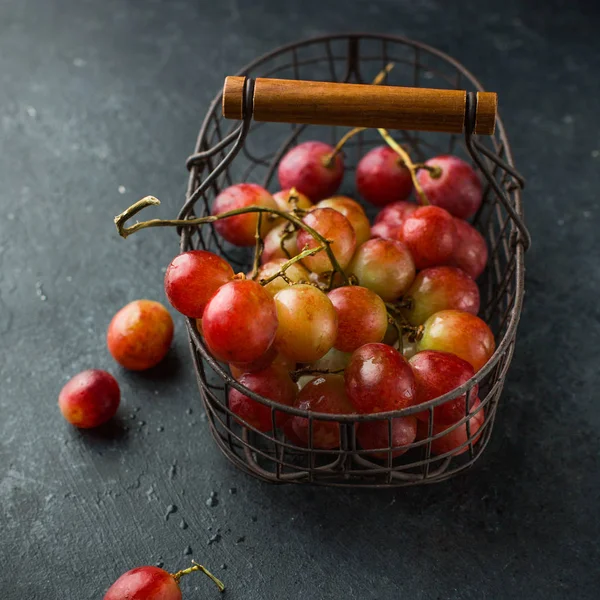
xmin=1 ymin=1 xmax=599 ymax=598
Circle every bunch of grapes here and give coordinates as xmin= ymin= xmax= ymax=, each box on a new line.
xmin=160 ymin=137 xmax=493 ymax=459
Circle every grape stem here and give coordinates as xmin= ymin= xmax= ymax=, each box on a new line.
xmin=171 ymin=561 xmax=225 ymax=592
xmin=413 ymin=163 xmax=443 ymax=178
xmin=279 ymin=220 xmax=296 ymax=259
xmin=388 ymin=315 xmax=403 ymax=347
xmin=290 ymin=366 xmax=346 ymax=382
xmin=249 ymin=211 xmax=264 ymax=280
xmin=114 ymin=196 xmax=350 ymax=285
xmin=377 ymin=128 xmax=430 ymax=206
xmin=259 ymin=244 xmax=325 ymax=285
xmin=384 ymin=301 xmax=423 ymax=341
xmin=323 ymin=126 xmax=366 ymax=168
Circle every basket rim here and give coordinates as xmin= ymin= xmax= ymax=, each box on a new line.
xmin=183 ymin=32 xmax=526 ymax=423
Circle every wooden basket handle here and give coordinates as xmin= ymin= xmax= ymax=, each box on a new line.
xmin=222 ymin=76 xmax=497 ymax=135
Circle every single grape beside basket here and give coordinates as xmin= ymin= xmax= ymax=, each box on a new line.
xmin=116 ymin=34 xmax=529 ymax=487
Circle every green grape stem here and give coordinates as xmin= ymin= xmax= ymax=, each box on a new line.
xmin=114 ymin=196 xmax=350 ymax=285
xmin=171 ymin=561 xmax=225 ymax=592
xmin=258 ymin=245 xmax=325 ymax=286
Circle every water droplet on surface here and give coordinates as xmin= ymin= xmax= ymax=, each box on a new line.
xmin=183 ymin=545 xmax=192 ymax=556
xmin=221 ymin=564 xmax=227 ymax=570
xmin=169 ymin=463 xmax=177 ymax=480
xmin=179 ymin=519 xmax=188 ymax=530
xmin=155 ymin=560 xmax=164 ymax=568
xmin=26 ymin=105 xmax=37 ymax=118
xmin=35 ymin=281 xmax=47 ymax=301
xmin=157 ymin=426 xmax=164 ymax=432
xmin=138 ymin=421 xmax=146 ymax=427
xmin=210 ymin=491 xmax=217 ymax=498
xmin=199 ymin=412 xmax=207 ymax=422
xmin=206 ymin=495 xmax=218 ymax=507
xmin=118 ymin=185 xmax=126 ymax=194
xmin=208 ymin=533 xmax=221 ymax=545
xmin=236 ymin=536 xmax=245 ymax=544
xmin=229 ymin=487 xmax=237 ymax=495
xmin=188 ymin=420 xmax=196 ymax=427
xmin=73 ymin=57 xmax=86 ymax=67
xmin=164 ymin=504 xmax=177 ymax=520
xmin=186 ymin=408 xmax=193 ymax=415
xmin=251 ymin=516 xmax=257 ymax=522
xmin=130 ymin=414 xmax=137 ymax=420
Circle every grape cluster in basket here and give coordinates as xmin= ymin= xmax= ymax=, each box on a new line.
xmin=163 ymin=137 xmax=492 ymax=458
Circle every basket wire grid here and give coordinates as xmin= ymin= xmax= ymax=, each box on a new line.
xmin=178 ymin=34 xmax=528 ymax=487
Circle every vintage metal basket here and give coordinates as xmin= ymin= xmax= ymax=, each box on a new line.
xmin=179 ymin=33 xmax=529 ymax=487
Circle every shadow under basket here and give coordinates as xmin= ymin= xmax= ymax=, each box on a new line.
xmin=180 ymin=33 xmax=529 ymax=487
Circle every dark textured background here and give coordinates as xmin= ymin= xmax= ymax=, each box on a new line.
xmin=1 ymin=1 xmax=599 ymax=598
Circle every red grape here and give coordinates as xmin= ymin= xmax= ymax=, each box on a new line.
xmin=370 ymin=220 xmax=401 ymax=240
xmin=345 ymin=343 xmax=416 ymax=413
xmin=261 ymin=221 xmax=299 ymax=264
xmin=274 ymin=284 xmax=337 ymax=363
xmin=164 ymin=250 xmax=234 ymax=318
xmin=229 ymin=366 xmax=297 ymax=432
xmin=416 ymin=155 xmax=482 ymax=219
xmin=409 ymin=350 xmax=477 ymax=424
xmin=289 ymin=375 xmax=356 ymax=449
xmin=417 ymin=310 xmax=495 ymax=372
xmin=229 ymin=344 xmax=277 ymax=376
xmin=257 ymin=258 xmax=309 ymax=296
xmin=317 ymin=196 xmax=371 ymax=246
xmin=450 ymin=217 xmax=488 ymax=280
xmin=420 ymin=398 xmax=485 ymax=456
xmin=374 ymin=200 xmax=418 ymax=226
xmin=104 ymin=564 xmax=224 ymax=600
xmin=400 ymin=205 xmax=458 ymax=269
xmin=371 ymin=200 xmax=417 ymax=240
xmin=347 ymin=238 xmax=415 ymax=301
xmin=357 ymin=416 xmax=417 ymax=459
xmin=278 ymin=141 xmax=344 ymax=201
xmin=356 ymin=145 xmax=413 ymax=206
xmin=203 ymin=280 xmax=278 ymax=364
xmin=59 ymin=370 xmax=120 ymax=429
xmin=296 ymin=208 xmax=356 ymax=273
xmin=104 ymin=566 xmax=181 ymax=600
xmin=212 ymin=183 xmax=278 ymax=246
xmin=230 ymin=350 xmax=295 ymax=380
xmin=107 ymin=300 xmax=174 ymax=370
xmin=327 ymin=286 xmax=388 ymax=352
xmin=401 ymin=266 xmax=480 ymax=325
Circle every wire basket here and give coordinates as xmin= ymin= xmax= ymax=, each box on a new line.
xmin=179 ymin=33 xmax=529 ymax=487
